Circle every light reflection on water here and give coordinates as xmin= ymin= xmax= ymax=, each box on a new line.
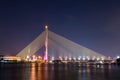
xmin=0 ymin=63 xmax=120 ymax=80
xmin=31 ymin=63 xmax=36 ymax=80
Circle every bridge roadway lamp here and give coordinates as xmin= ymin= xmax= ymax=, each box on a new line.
xmin=117 ymin=56 xmax=120 ymax=59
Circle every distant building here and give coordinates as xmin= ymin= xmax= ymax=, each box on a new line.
xmin=0 ymin=55 xmax=21 ymax=62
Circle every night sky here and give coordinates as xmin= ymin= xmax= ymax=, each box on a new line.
xmin=0 ymin=0 xmax=120 ymax=57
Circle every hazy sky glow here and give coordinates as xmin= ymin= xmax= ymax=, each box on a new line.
xmin=0 ymin=0 xmax=120 ymax=57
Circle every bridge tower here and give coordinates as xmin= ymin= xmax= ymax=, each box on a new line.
xmin=43 ymin=25 xmax=48 ymax=62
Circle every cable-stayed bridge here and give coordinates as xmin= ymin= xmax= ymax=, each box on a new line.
xmin=17 ymin=26 xmax=106 ymax=61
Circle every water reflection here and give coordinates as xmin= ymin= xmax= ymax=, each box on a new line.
xmin=30 ymin=63 xmax=49 ymax=80
xmin=37 ymin=63 xmax=42 ymax=80
xmin=42 ymin=64 xmax=49 ymax=80
xmin=0 ymin=63 xmax=120 ymax=80
xmin=31 ymin=63 xmax=36 ymax=80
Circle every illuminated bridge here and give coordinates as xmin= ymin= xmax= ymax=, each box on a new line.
xmin=16 ymin=26 xmax=106 ymax=61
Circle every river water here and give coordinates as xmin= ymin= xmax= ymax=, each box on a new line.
xmin=0 ymin=63 xmax=120 ymax=80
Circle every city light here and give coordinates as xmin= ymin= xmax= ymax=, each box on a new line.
xmin=97 ymin=57 xmax=100 ymax=61
xmin=52 ymin=56 xmax=54 ymax=61
xmin=27 ymin=55 xmax=30 ymax=59
xmin=78 ymin=57 xmax=80 ymax=60
xmin=45 ymin=25 xmax=48 ymax=29
xmin=59 ymin=56 xmax=62 ymax=60
xmin=83 ymin=57 xmax=85 ymax=60
xmin=38 ymin=56 xmax=42 ymax=59
xmin=69 ymin=57 xmax=71 ymax=60
xmin=92 ymin=56 xmax=96 ymax=60
xmin=117 ymin=56 xmax=120 ymax=59
xmin=78 ymin=56 xmax=81 ymax=60
xmin=65 ymin=56 xmax=67 ymax=60
xmin=73 ymin=57 xmax=76 ymax=61
xmin=87 ymin=56 xmax=90 ymax=60
xmin=101 ymin=57 xmax=105 ymax=60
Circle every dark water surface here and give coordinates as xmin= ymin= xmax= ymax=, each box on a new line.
xmin=0 ymin=63 xmax=120 ymax=80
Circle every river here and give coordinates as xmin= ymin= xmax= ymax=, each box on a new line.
xmin=0 ymin=63 xmax=120 ymax=80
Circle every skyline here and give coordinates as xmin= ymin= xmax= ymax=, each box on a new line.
xmin=0 ymin=0 xmax=120 ymax=57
